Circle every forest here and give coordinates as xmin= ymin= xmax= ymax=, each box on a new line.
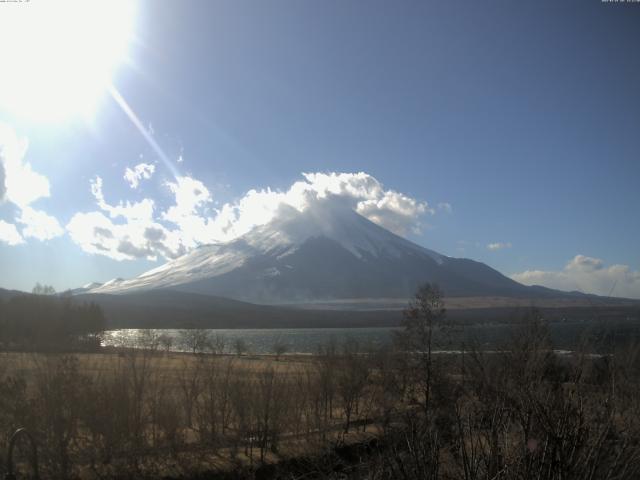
xmin=0 ymin=289 xmax=106 ymax=351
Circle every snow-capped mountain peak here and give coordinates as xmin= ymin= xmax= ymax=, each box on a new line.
xmin=88 ymin=204 xmax=528 ymax=302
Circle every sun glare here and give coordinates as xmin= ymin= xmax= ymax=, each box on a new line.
xmin=0 ymin=0 xmax=136 ymax=123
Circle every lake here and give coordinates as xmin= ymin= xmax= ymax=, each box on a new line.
xmin=103 ymin=320 xmax=634 ymax=354
xmin=103 ymin=327 xmax=399 ymax=354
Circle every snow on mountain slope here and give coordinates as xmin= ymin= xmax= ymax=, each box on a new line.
xmin=88 ymin=202 xmax=532 ymax=302
xmin=66 ymin=281 xmax=104 ymax=295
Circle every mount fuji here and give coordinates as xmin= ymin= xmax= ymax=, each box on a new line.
xmin=87 ymin=201 xmax=552 ymax=304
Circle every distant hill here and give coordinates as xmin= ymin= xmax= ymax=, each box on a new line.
xmin=2 ymin=287 xmax=638 ymax=329
xmin=76 ymin=289 xmax=404 ymax=329
xmin=0 ymin=287 xmax=24 ymax=301
xmin=77 ymin=289 xmax=639 ymax=329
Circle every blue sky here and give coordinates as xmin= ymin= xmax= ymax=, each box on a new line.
xmin=0 ymin=0 xmax=639 ymax=297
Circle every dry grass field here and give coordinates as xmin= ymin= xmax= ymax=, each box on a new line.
xmin=0 ymin=350 xmax=315 ymax=382
xmin=0 ymin=345 xmax=384 ymax=479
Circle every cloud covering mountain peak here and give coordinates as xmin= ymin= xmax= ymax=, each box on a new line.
xmin=66 ymin=171 xmax=437 ymax=262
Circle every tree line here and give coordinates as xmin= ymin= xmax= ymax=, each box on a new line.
xmin=0 ymin=285 xmax=106 ymax=350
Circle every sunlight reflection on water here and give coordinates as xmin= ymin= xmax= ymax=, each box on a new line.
xmin=102 ymin=327 xmax=400 ymax=354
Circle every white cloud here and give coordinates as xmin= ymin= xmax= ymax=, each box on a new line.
xmin=66 ymin=176 xmax=185 ymax=261
xmin=18 ymin=206 xmax=64 ymax=241
xmin=66 ymin=210 xmax=185 ymax=261
xmin=0 ymin=154 xmax=5 ymax=202
xmin=0 ymin=123 xmax=62 ymax=244
xmin=5 ymin=160 xmax=50 ymax=208
xmin=0 ymin=124 xmax=50 ymax=207
xmin=511 ymin=255 xmax=640 ymax=299
xmin=487 ymin=242 xmax=512 ymax=251
xmin=68 ymin=171 xmax=434 ymax=261
xmin=0 ymin=125 xmax=27 ymax=204
xmin=0 ymin=220 xmax=24 ymax=246
xmin=124 ymin=162 xmax=155 ymax=189
xmin=160 ymin=176 xmax=216 ymax=249
xmin=164 ymin=176 xmax=211 ymax=220
xmin=187 ymin=171 xmax=431 ymax=240
xmin=156 ymin=171 xmax=433 ymax=250
xmin=355 ymin=188 xmax=430 ymax=235
xmin=320 ymin=172 xmax=433 ymax=234
xmin=260 ymin=171 xmax=432 ymax=237
xmin=91 ymin=176 xmax=154 ymax=222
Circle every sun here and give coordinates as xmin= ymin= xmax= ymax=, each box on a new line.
xmin=0 ymin=0 xmax=136 ymax=123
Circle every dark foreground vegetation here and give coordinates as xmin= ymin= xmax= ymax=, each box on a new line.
xmin=0 ymin=284 xmax=639 ymax=479
xmin=0 ymin=290 xmax=106 ymax=351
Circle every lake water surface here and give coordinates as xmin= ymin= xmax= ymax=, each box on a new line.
xmin=103 ymin=327 xmax=399 ymax=354
xmin=103 ymin=320 xmax=622 ymax=354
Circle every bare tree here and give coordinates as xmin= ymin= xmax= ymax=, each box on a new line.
xmin=233 ymin=337 xmax=248 ymax=356
xmin=158 ymin=333 xmax=173 ymax=353
xmin=212 ymin=333 xmax=227 ymax=355
xmin=271 ymin=335 xmax=288 ymax=361
xmin=196 ymin=356 xmax=238 ymax=449
xmin=337 ymin=339 xmax=370 ymax=433
xmin=178 ymin=357 xmax=203 ymax=428
xmin=32 ymin=282 xmax=56 ymax=295
xmin=179 ymin=329 xmax=211 ymax=354
xmin=316 ymin=338 xmax=339 ymax=438
xmin=395 ymin=282 xmax=446 ymax=415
